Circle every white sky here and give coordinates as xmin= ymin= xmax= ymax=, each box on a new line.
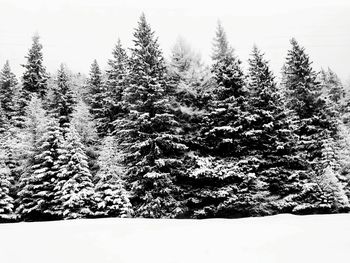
xmin=0 ymin=0 xmax=349 ymax=82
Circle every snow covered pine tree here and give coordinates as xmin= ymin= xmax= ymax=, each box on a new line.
xmin=114 ymin=14 xmax=188 ymax=218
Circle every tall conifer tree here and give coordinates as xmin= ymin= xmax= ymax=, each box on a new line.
xmin=16 ymin=119 xmax=63 ymax=221
xmin=105 ymin=40 xmax=129 ymax=134
xmin=283 ymin=39 xmax=347 ymax=213
xmin=21 ymin=34 xmax=48 ymax=111
xmin=0 ymin=147 xmax=15 ymax=222
xmin=87 ymin=60 xmax=105 ymax=135
xmin=115 ymin=14 xmax=187 ymax=218
xmin=0 ymin=61 xmax=18 ymax=121
xmin=204 ymin=21 xmax=248 ymax=157
xmin=48 ymin=64 xmax=76 ymax=128
xmin=54 ymin=126 xmax=95 ymax=219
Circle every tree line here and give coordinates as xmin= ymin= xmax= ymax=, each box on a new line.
xmin=1 ymin=14 xmax=350 ymax=222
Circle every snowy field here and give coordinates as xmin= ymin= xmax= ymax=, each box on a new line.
xmin=1 ymin=214 xmax=350 ymax=263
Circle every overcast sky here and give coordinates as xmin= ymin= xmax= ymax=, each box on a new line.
xmin=0 ymin=0 xmax=349 ymax=82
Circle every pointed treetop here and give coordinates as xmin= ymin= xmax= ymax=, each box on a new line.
xmin=248 ymin=45 xmax=279 ymax=103
xmin=90 ymin=59 xmax=101 ymax=75
xmin=133 ymin=13 xmax=157 ymax=47
xmin=0 ymin=60 xmax=17 ymax=86
xmin=88 ymin=59 xmax=102 ymax=86
xmin=3 ymin=60 xmax=10 ymax=70
xmin=109 ymin=39 xmax=128 ymax=65
xmin=21 ymin=33 xmax=48 ymax=100
xmin=130 ymin=13 xmax=165 ymax=76
xmin=212 ymin=21 xmax=233 ymax=61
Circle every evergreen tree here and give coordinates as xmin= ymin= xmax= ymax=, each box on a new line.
xmin=20 ymin=34 xmax=48 ymax=111
xmin=0 ymin=103 xmax=9 ymax=134
xmin=211 ymin=21 xmax=232 ymax=62
xmin=320 ymin=68 xmax=345 ymax=105
xmin=0 ymin=148 xmax=15 ymax=222
xmin=283 ymin=39 xmax=345 ymax=213
xmin=3 ymin=96 xmax=47 ymax=193
xmin=245 ymin=46 xmax=308 ymax=212
xmin=105 ymin=40 xmax=129 ymax=134
xmin=87 ymin=60 xmax=105 ymax=135
xmin=16 ymin=119 xmax=63 ymax=221
xmin=283 ymin=38 xmax=335 ymax=162
xmin=115 ymin=14 xmax=188 ymax=218
xmin=167 ymin=37 xmax=211 ymax=155
xmin=94 ymin=136 xmax=132 ymax=217
xmin=0 ymin=61 xmax=18 ymax=121
xmin=203 ymin=21 xmax=248 ymax=157
xmin=54 ymin=126 xmax=95 ymax=219
xmin=181 ymin=22 xmax=256 ymax=218
xmin=48 ymin=64 xmax=76 ymax=128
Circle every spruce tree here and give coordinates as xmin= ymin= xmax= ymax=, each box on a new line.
xmin=181 ymin=22 xmax=257 ymax=218
xmin=0 ymin=103 xmax=9 ymax=135
xmin=211 ymin=21 xmax=232 ymax=62
xmin=54 ymin=126 xmax=95 ymax=219
xmin=246 ymin=47 xmax=296 ymax=163
xmin=115 ymin=14 xmax=187 ymax=218
xmin=320 ymin=68 xmax=345 ymax=105
xmin=283 ymin=38 xmax=335 ymax=161
xmin=0 ymin=148 xmax=15 ymax=222
xmin=245 ymin=46 xmax=305 ymax=212
xmin=204 ymin=21 xmax=248 ymax=157
xmin=105 ymin=39 xmax=129 ymax=134
xmin=16 ymin=119 xmax=63 ymax=221
xmin=283 ymin=39 xmax=345 ymax=213
xmin=48 ymin=64 xmax=76 ymax=128
xmin=94 ymin=136 xmax=132 ymax=217
xmin=0 ymin=61 xmax=18 ymax=121
xmin=87 ymin=60 xmax=105 ymax=135
xmin=20 ymin=34 xmax=48 ymax=111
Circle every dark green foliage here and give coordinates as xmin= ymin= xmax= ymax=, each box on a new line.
xmin=115 ymin=14 xmax=188 ymax=218
xmin=87 ymin=60 xmax=105 ymax=135
xmin=54 ymin=126 xmax=95 ymax=219
xmin=105 ymin=40 xmax=129 ymax=134
xmin=0 ymin=147 xmax=15 ymax=222
xmin=283 ymin=38 xmax=335 ymax=162
xmin=203 ymin=21 xmax=248 ymax=157
xmin=183 ymin=156 xmax=266 ymax=218
xmin=16 ymin=119 xmax=63 ymax=221
xmin=48 ymin=64 xmax=76 ymax=128
xmin=245 ymin=46 xmax=298 ymax=198
xmin=181 ymin=23 xmax=254 ymax=218
xmin=0 ymin=104 xmax=9 ymax=134
xmin=0 ymin=61 xmax=18 ymax=122
xmin=320 ymin=68 xmax=345 ymax=106
xmin=20 ymin=34 xmax=48 ymax=111
xmin=1 ymin=19 xmax=349 ymax=222
xmin=282 ymin=39 xmax=348 ymax=213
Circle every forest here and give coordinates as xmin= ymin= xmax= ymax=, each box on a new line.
xmin=1 ymin=13 xmax=350 ymax=222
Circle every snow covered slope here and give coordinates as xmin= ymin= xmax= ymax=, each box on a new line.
xmin=1 ymin=214 xmax=349 ymax=263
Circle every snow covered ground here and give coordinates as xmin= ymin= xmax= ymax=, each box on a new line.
xmin=1 ymin=214 xmax=349 ymax=263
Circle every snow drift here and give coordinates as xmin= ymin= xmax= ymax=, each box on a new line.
xmin=0 ymin=214 xmax=349 ymax=263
